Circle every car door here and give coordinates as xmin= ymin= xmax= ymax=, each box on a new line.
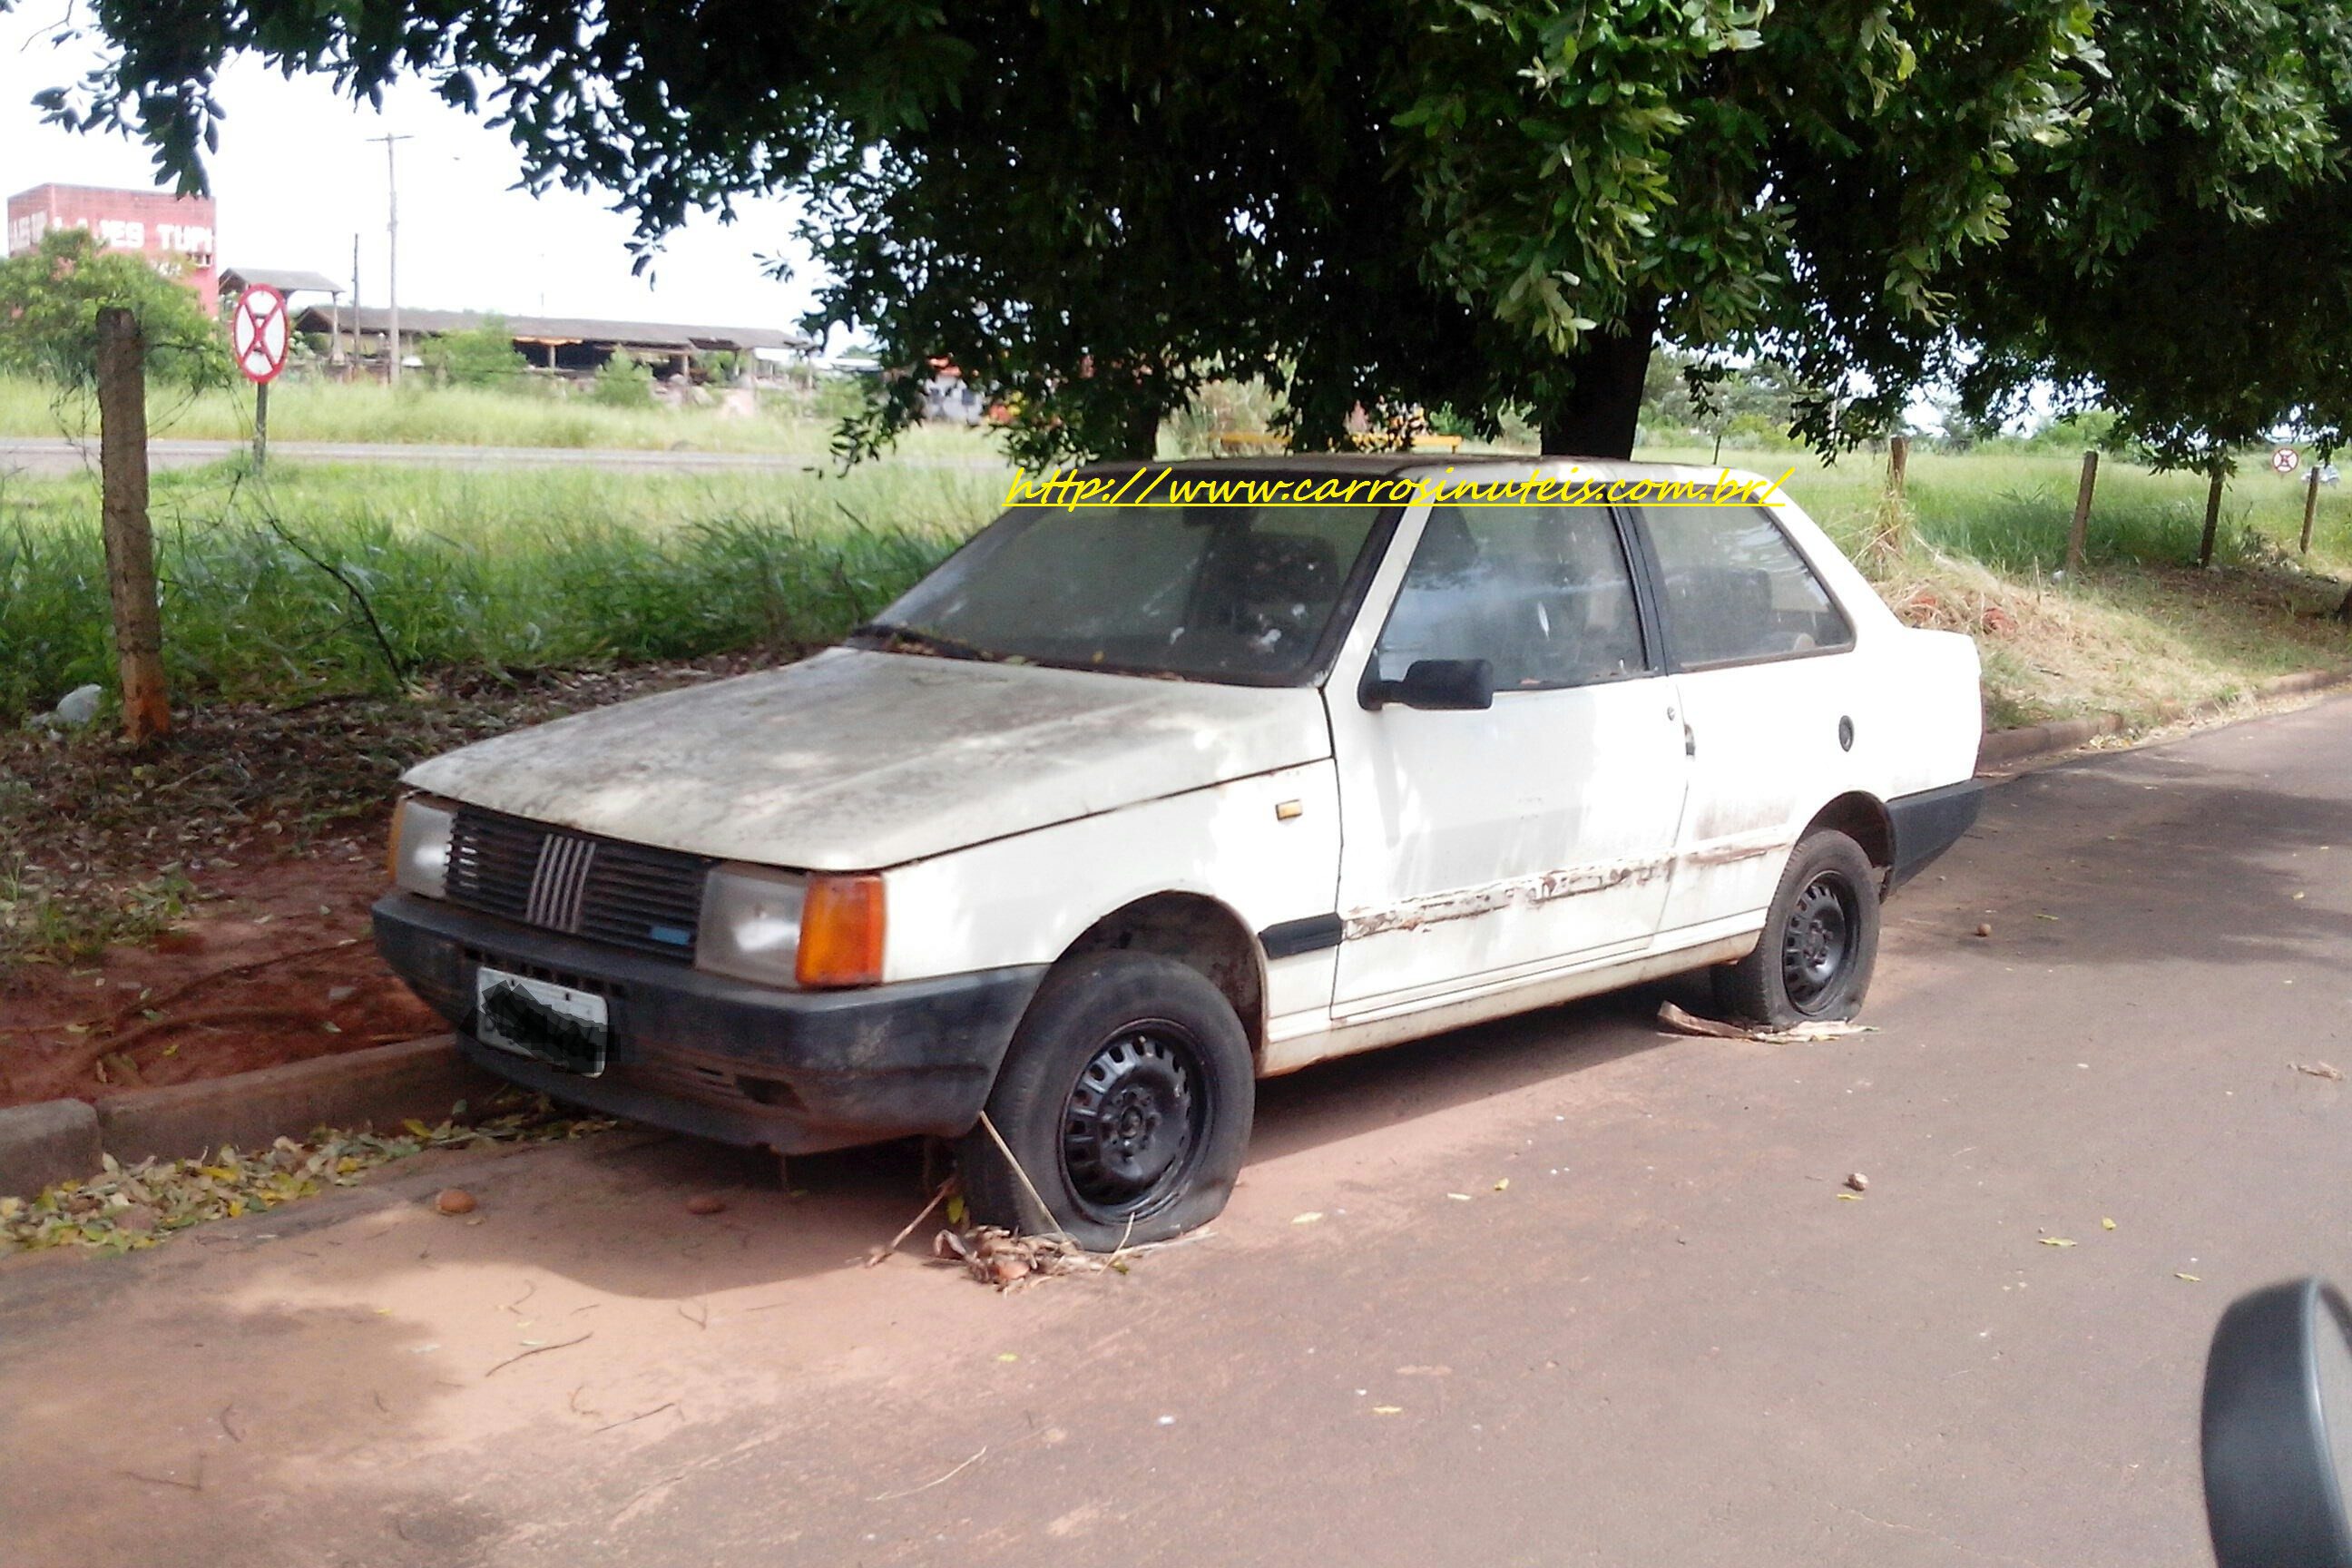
xmin=1327 ymin=498 xmax=1691 ymax=1017
xmin=1624 ymin=500 xmax=1866 ymax=936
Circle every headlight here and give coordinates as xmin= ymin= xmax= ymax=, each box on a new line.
xmin=696 ymin=865 xmax=808 ymax=986
xmin=696 ymin=866 xmax=885 ymax=989
xmin=389 ymin=795 xmax=456 ymax=898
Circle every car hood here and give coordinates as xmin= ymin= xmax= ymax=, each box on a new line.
xmin=402 ymin=647 xmax=1333 ymax=870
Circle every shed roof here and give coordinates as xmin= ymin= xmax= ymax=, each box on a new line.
xmin=221 ymin=266 xmax=345 ymax=297
xmin=295 ymin=304 xmax=813 ymax=353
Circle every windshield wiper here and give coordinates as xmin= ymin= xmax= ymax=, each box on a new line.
xmin=849 ymin=622 xmax=996 ymax=662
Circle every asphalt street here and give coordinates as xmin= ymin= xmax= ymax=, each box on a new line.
xmin=6 ymin=697 xmax=2351 ymax=1567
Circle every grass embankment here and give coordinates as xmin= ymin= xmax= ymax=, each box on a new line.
xmin=5 ymin=441 xmax=2349 ymax=733
xmin=0 ymin=462 xmax=998 ymax=720
xmin=1 ymin=459 xmax=998 ymax=965
xmin=1642 ymin=446 xmax=2352 ymax=729
xmin=0 ymin=373 xmax=999 ymax=458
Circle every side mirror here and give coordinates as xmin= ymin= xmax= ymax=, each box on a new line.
xmin=1361 ymin=658 xmax=1494 ymax=712
xmin=2203 ymin=1277 xmax=2352 ymax=1568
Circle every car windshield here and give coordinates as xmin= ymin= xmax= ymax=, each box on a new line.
xmin=854 ymin=494 xmax=1390 ymax=684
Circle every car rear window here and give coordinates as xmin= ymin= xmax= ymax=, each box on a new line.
xmin=1633 ymin=505 xmax=1852 ymax=667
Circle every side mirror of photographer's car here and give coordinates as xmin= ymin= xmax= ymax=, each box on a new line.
xmin=2204 ymin=1277 xmax=2352 ymax=1568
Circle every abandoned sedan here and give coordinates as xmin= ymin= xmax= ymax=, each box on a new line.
xmin=375 ymin=456 xmax=1982 ymax=1246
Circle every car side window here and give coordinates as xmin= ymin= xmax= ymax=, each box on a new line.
xmin=1373 ymin=505 xmax=1649 ymax=690
xmin=1634 ymin=505 xmax=1853 ymax=667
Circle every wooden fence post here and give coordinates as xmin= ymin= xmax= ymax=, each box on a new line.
xmin=2301 ymin=468 xmax=2320 ymax=554
xmin=96 ymin=307 xmax=170 ymax=742
xmin=2064 ymin=450 xmax=2098 ymax=578
xmin=2197 ymin=461 xmax=2228 ymax=568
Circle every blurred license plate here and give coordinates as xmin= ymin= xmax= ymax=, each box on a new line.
xmin=473 ymin=966 xmax=608 ymax=1076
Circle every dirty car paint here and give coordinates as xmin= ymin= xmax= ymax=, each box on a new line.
xmin=403 ymin=648 xmax=1332 ymax=871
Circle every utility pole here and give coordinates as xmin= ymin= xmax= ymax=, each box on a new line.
xmin=349 ymin=231 xmax=361 ymax=376
xmin=368 ymin=132 xmax=413 ymax=385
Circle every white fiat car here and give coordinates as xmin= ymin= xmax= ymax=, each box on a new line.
xmin=377 ymin=456 xmax=1982 ymax=1246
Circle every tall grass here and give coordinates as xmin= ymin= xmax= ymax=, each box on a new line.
xmin=0 ymin=373 xmax=1006 ymax=460
xmin=0 ymin=462 xmax=1001 ymax=720
xmin=1638 ymin=444 xmax=2352 ymax=574
xmin=8 ymin=440 xmax=2350 ymax=726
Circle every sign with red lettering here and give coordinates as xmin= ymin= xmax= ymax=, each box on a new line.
xmin=230 ymin=285 xmax=289 ymax=385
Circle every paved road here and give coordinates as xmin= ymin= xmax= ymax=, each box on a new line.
xmin=8 ymin=700 xmax=2352 ymax=1567
xmin=0 ymin=436 xmax=1004 ymax=475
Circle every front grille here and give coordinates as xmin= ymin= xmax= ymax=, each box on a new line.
xmin=446 ymin=806 xmax=711 ymax=961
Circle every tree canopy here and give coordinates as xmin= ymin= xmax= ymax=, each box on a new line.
xmin=1833 ymin=0 xmax=2352 ymax=473
xmin=0 ymin=227 xmax=229 ymax=387
xmin=22 ymin=1 xmax=2352 ymax=468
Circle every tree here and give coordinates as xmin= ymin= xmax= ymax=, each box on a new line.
xmin=0 ymin=227 xmax=228 ymax=388
xmin=587 ymin=353 xmax=655 ymax=408
xmin=22 ymin=0 xmax=2316 ymax=469
xmin=419 ymin=313 xmax=529 ymax=388
xmin=1802 ymin=3 xmax=2352 ymax=474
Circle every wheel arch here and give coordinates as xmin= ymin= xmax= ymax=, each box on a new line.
xmin=1053 ymin=893 xmax=1268 ymax=1063
xmin=1802 ymin=790 xmax=1894 ymax=877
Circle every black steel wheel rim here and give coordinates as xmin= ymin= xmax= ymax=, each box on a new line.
xmin=1059 ymin=1022 xmax=1209 ymax=1221
xmin=1781 ymin=871 xmax=1857 ymax=1010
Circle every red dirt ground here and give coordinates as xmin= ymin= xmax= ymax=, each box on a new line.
xmin=1 ymin=659 xmax=772 ymax=1111
xmin=0 ymin=820 xmax=443 ymax=1108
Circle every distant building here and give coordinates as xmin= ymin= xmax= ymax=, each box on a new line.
xmin=5 ymin=183 xmax=220 ymax=310
xmin=294 ymin=304 xmax=813 ymax=381
xmin=219 ymin=266 xmax=344 ymax=302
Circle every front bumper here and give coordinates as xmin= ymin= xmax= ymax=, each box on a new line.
xmin=372 ymin=893 xmax=1047 ymax=1154
xmin=1886 ymin=779 xmax=1984 ymax=891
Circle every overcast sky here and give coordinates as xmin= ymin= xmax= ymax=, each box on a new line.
xmin=0 ymin=14 xmax=824 ymax=335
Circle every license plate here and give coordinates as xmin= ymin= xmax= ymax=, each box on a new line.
xmin=472 ymin=966 xmax=609 ymax=1076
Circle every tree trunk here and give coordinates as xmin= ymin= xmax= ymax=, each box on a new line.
xmin=1122 ymin=400 xmax=1164 ymax=463
xmin=1539 ymin=292 xmax=1662 ymax=459
xmin=97 ymin=307 xmax=170 ymax=743
xmin=2199 ymin=461 xmax=2226 ymax=568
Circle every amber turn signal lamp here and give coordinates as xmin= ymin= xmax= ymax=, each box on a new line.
xmin=796 ymin=874 xmax=887 ymax=988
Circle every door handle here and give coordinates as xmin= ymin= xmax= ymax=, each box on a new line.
xmin=1682 ymin=717 xmax=1697 ymax=757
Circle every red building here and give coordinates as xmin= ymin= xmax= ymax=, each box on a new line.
xmin=5 ymin=183 xmax=220 ymax=312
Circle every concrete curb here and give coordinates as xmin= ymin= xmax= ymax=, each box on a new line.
xmin=2 ymin=1035 xmax=496 ymax=1196
xmin=0 ymin=1099 xmax=103 ymax=1200
xmin=1977 ymin=665 xmax=2352 ymax=769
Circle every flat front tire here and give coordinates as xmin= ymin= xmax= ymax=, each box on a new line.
xmin=957 ymin=952 xmax=1254 ymax=1250
xmin=1713 ymin=829 xmax=1881 ymax=1027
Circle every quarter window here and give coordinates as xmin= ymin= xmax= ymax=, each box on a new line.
xmin=1635 ymin=505 xmax=1852 ymax=666
xmin=1374 ymin=505 xmax=1649 ymax=690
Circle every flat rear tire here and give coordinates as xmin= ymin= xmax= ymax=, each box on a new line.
xmin=1713 ymin=829 xmax=1880 ymax=1026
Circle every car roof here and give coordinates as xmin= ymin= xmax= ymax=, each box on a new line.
xmin=1070 ymin=451 xmax=1780 ymax=485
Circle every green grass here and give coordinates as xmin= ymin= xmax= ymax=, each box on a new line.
xmin=1632 ymin=443 xmax=2352 ymax=728
xmin=4 ymin=433 xmax=2349 ymax=732
xmin=0 ymin=461 xmax=1002 ymax=720
xmin=1634 ymin=444 xmax=2352 ymax=576
xmin=0 ymin=372 xmax=1005 ymax=459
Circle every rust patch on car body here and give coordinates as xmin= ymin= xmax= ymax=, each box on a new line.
xmin=1343 ymin=833 xmax=1794 ymax=940
xmin=1343 ymin=856 xmax=1671 ymax=939
xmin=1684 ymin=833 xmax=1792 ymax=868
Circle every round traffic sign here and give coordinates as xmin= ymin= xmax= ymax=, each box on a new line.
xmin=2271 ymin=446 xmax=2301 ymax=475
xmin=230 ymin=285 xmax=289 ymax=385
